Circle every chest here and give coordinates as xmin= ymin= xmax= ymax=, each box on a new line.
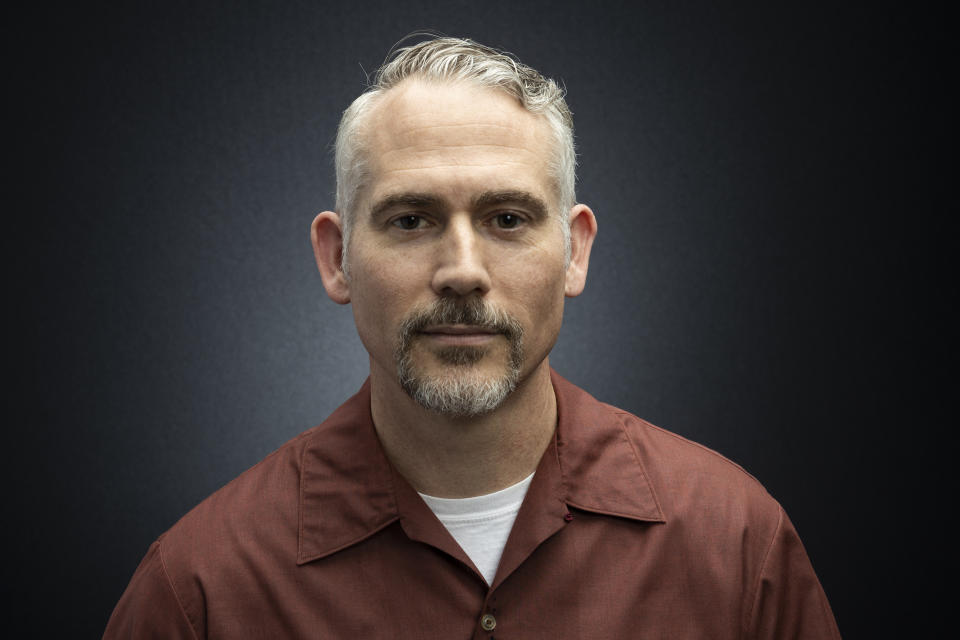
xmin=203 ymin=517 xmax=748 ymax=639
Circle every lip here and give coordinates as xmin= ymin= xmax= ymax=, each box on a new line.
xmin=419 ymin=325 xmax=500 ymax=345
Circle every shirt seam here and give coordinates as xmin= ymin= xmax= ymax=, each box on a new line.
xmin=743 ymin=503 xmax=784 ymax=639
xmin=156 ymin=537 xmax=202 ymax=640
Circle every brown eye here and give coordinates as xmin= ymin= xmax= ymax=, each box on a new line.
xmin=393 ymin=215 xmax=423 ymax=230
xmin=496 ymin=213 xmax=521 ymax=229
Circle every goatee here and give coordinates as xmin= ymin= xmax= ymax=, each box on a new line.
xmin=394 ymin=297 xmax=524 ymax=417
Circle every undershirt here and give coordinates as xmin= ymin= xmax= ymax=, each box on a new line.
xmin=419 ymin=473 xmax=534 ymax=585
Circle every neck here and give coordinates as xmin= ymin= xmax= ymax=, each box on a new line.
xmin=369 ymin=359 xmax=557 ymax=498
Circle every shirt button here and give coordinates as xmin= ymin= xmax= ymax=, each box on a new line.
xmin=480 ymin=613 xmax=497 ymax=631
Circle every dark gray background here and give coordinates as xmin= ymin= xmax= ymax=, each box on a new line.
xmin=10 ymin=0 xmax=943 ymax=636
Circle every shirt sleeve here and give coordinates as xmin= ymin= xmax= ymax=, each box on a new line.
xmin=102 ymin=540 xmax=200 ymax=640
xmin=745 ymin=506 xmax=841 ymax=640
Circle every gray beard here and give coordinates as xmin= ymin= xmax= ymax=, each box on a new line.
xmin=394 ymin=298 xmax=525 ymax=417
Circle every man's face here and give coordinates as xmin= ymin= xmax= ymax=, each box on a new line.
xmin=345 ymin=79 xmax=571 ymax=416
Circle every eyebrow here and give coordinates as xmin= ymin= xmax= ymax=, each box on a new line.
xmin=472 ymin=190 xmax=550 ymax=219
xmin=369 ymin=193 xmax=448 ymax=220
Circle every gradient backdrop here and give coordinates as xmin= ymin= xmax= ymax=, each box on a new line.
xmin=11 ymin=1 xmax=942 ymax=636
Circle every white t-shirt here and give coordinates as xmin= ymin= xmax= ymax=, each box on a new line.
xmin=419 ymin=473 xmax=534 ymax=585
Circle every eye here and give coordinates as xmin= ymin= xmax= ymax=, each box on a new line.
xmin=494 ymin=213 xmax=523 ymax=229
xmin=392 ymin=215 xmax=425 ymax=230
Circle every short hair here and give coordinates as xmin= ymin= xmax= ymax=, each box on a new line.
xmin=334 ymin=36 xmax=576 ymax=272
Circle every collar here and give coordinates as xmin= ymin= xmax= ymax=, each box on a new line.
xmin=297 ymin=369 xmax=665 ymax=565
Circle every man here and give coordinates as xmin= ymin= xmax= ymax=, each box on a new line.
xmin=105 ymin=37 xmax=840 ymax=638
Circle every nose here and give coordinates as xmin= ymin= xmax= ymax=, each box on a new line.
xmin=430 ymin=216 xmax=492 ymax=297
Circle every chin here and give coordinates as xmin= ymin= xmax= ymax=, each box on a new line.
xmin=399 ymin=369 xmax=519 ymax=417
xmin=396 ymin=350 xmax=522 ymax=417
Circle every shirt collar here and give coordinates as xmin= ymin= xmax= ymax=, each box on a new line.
xmin=550 ymin=369 xmax=665 ymax=522
xmin=297 ymin=369 xmax=665 ymax=565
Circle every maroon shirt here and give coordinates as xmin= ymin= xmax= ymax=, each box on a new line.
xmin=104 ymin=370 xmax=840 ymax=639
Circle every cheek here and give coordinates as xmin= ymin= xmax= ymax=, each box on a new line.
xmin=495 ymin=258 xmax=567 ymax=325
xmin=347 ymin=267 xmax=395 ymax=351
xmin=349 ymin=257 xmax=424 ymax=337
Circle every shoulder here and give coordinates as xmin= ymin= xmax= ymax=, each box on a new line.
xmin=599 ymin=404 xmax=840 ymax=638
xmin=162 ymin=425 xmax=317 ymax=557
xmin=110 ymin=383 xmax=377 ymax=636
xmin=553 ymin=370 xmax=780 ymax=529
xmin=604 ymin=403 xmax=783 ymax=536
xmin=154 ymin=382 xmax=374 ymax=589
xmin=154 ymin=424 xmax=328 ymax=608
xmin=106 ymin=424 xmax=324 ymax=637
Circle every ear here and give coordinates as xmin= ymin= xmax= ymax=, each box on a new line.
xmin=310 ymin=211 xmax=351 ymax=304
xmin=564 ymin=204 xmax=598 ymax=297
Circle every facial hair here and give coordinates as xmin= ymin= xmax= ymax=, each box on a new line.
xmin=394 ymin=297 xmax=525 ymax=417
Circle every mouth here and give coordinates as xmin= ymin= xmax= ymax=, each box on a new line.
xmin=419 ymin=324 xmax=501 ymax=346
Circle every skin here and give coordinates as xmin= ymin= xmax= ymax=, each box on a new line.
xmin=311 ymin=79 xmax=597 ymax=498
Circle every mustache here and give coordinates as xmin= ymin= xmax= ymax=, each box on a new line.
xmin=397 ymin=297 xmax=524 ymax=342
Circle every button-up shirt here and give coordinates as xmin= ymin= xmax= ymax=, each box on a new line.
xmin=104 ymin=370 xmax=840 ymax=639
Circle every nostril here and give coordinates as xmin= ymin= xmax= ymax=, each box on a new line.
xmin=432 ymin=268 xmax=491 ymax=296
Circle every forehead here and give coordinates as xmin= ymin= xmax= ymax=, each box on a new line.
xmin=360 ymin=79 xmax=555 ymax=207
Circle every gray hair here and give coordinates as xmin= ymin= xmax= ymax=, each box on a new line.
xmin=334 ymin=36 xmax=576 ymax=271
